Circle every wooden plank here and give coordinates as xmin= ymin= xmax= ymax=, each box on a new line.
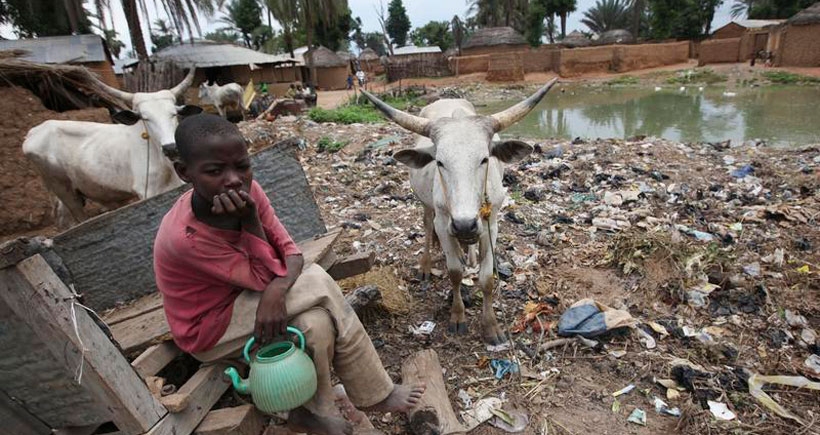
xmin=103 ymin=292 xmax=163 ymax=325
xmin=53 ymin=142 xmax=328 ymax=313
xmin=109 ymin=231 xmax=343 ymax=354
xmin=194 ymin=405 xmax=265 ymax=435
xmin=0 ymin=389 xmax=51 ymax=435
xmin=327 ymin=252 xmax=376 ymax=280
xmin=53 ymin=424 xmax=102 ymax=435
xmin=401 ymin=350 xmax=465 ymax=435
xmin=145 ymin=364 xmax=230 ymax=435
xmin=3 ymin=255 xmax=167 ymax=433
xmin=132 ymin=342 xmax=183 ymax=378
xmin=0 ymin=238 xmax=35 ymax=269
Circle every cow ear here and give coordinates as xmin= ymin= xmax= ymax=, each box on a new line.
xmin=491 ymin=140 xmax=532 ymax=163
xmin=394 ymin=147 xmax=434 ymax=169
xmin=111 ymin=110 xmax=141 ymax=126
xmin=177 ymin=105 xmax=203 ymax=116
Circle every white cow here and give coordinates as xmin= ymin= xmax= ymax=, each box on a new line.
xmin=23 ymin=68 xmax=202 ymax=227
xmin=198 ymin=81 xmax=244 ymax=118
xmin=362 ymin=80 xmax=556 ymax=344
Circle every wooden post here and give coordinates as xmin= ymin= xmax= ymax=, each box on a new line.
xmin=0 ymin=255 xmax=166 ymax=433
xmin=0 ymin=389 xmax=51 ymax=435
xmin=193 ymin=405 xmax=264 ymax=435
xmin=145 ymin=364 xmax=230 ymax=435
xmin=401 ymin=350 xmax=465 ymax=435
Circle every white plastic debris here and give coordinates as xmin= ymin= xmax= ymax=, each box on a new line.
xmin=707 ymin=401 xmax=736 ymax=421
xmin=612 ymin=384 xmax=635 ymax=397
xmin=627 ymin=408 xmax=646 ymax=425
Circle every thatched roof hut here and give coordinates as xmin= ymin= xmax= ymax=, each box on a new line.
xmin=463 ymin=27 xmax=526 ymax=49
xmin=304 ymin=46 xmax=347 ymax=68
xmin=787 ymin=2 xmax=820 ymax=25
xmin=561 ymin=30 xmax=591 ymax=48
xmin=598 ymin=29 xmax=635 ymax=45
xmin=359 ymin=48 xmax=380 ymax=61
xmin=336 ymin=50 xmax=354 ymax=62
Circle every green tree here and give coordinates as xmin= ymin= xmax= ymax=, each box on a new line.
xmin=314 ymin=7 xmax=354 ymax=51
xmin=220 ymin=0 xmax=263 ymax=48
xmin=297 ymin=0 xmax=347 ymax=82
xmin=466 ymin=0 xmax=528 ymax=32
xmin=205 ymin=29 xmax=240 ymax=44
xmin=386 ymin=0 xmax=411 ymax=46
xmin=267 ymin=0 xmax=299 ymax=56
xmin=151 ymin=19 xmax=178 ymax=52
xmin=581 ymin=0 xmax=631 ymax=34
xmin=647 ymin=0 xmax=718 ymax=39
xmin=410 ymin=21 xmax=453 ymax=50
xmin=451 ymin=15 xmax=466 ymax=54
xmin=748 ymin=0 xmax=813 ymax=18
xmin=525 ymin=1 xmax=546 ymax=46
xmin=553 ymin=0 xmax=577 ymax=38
xmin=103 ymin=29 xmax=126 ymax=58
xmin=0 ymin=0 xmax=91 ymax=37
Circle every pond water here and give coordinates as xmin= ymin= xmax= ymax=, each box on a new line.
xmin=478 ymin=85 xmax=820 ymax=147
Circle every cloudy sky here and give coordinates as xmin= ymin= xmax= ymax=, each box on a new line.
xmin=1 ymin=0 xmax=736 ymax=56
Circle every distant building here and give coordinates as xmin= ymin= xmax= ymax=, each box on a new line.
xmin=303 ymin=46 xmax=349 ymax=90
xmin=768 ymin=2 xmax=820 ymax=66
xmin=711 ymin=19 xmax=783 ymax=39
xmin=0 ymin=34 xmax=119 ymax=87
xmin=461 ymin=27 xmax=528 ymax=56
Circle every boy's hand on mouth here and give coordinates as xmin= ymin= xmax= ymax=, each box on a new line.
xmin=211 ymin=190 xmax=257 ymax=220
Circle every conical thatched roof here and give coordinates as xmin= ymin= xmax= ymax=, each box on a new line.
xmin=336 ymin=50 xmax=353 ymax=62
xmin=359 ymin=48 xmax=379 ymax=60
xmin=463 ymin=27 xmax=526 ymax=49
xmin=304 ymin=46 xmax=347 ymax=68
xmin=599 ymin=29 xmax=635 ymax=45
xmin=787 ymin=2 xmax=820 ymax=25
xmin=561 ymin=30 xmax=591 ymax=48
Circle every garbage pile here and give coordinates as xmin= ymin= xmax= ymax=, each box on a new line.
xmin=239 ymin=113 xmax=819 ymax=434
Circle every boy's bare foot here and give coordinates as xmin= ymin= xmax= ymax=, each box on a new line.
xmin=288 ymin=407 xmax=353 ymax=435
xmin=361 ymin=383 xmax=426 ymax=413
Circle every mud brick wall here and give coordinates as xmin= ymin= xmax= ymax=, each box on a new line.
xmin=450 ymin=54 xmax=490 ymax=75
xmin=698 ymin=38 xmax=741 ymax=65
xmin=487 ymin=52 xmax=525 ymax=82
xmin=614 ymin=41 xmax=690 ymax=72
xmin=52 ymin=142 xmax=326 ymax=312
xmin=523 ymin=46 xmax=560 ymax=73
xmin=461 ymin=44 xmax=530 ymax=57
xmin=558 ymin=45 xmax=615 ymax=76
xmin=778 ymin=24 xmax=820 ymax=67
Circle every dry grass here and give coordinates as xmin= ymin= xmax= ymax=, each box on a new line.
xmin=339 ymin=266 xmax=414 ymax=316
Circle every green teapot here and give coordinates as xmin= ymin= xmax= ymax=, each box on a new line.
xmin=224 ymin=326 xmax=318 ymax=414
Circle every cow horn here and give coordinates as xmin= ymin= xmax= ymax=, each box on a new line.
xmin=490 ymin=78 xmax=558 ymax=132
xmin=93 ymin=77 xmax=135 ymax=104
xmin=170 ymin=67 xmax=197 ymax=98
xmin=360 ymin=90 xmax=430 ymax=136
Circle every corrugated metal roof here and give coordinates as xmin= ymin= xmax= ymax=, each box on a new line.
xmin=153 ymin=41 xmax=301 ymax=67
xmin=392 ymin=45 xmax=442 ymax=55
xmin=0 ymin=34 xmax=110 ymax=64
xmin=735 ymin=19 xmax=784 ymax=28
xmin=113 ymin=58 xmax=139 ymax=74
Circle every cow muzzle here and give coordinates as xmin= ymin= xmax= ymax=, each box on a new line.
xmin=451 ymin=218 xmax=480 ymax=243
xmin=161 ymin=143 xmax=179 ymax=160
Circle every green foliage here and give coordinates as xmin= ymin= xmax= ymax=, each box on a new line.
xmin=467 ymin=0 xmax=529 ymax=33
xmin=103 ymin=29 xmax=126 ymax=59
xmin=0 ymin=0 xmax=91 ymax=37
xmin=647 ymin=0 xmax=722 ymax=39
xmin=356 ymin=32 xmax=388 ymax=56
xmin=205 ymin=29 xmax=241 ymax=44
xmin=581 ymin=0 xmax=632 ymax=34
xmin=151 ymin=19 xmax=178 ymax=53
xmin=387 ymin=0 xmax=411 ymax=46
xmin=666 ymin=69 xmax=727 ymax=84
xmin=221 ymin=0 xmax=263 ymax=48
xmin=313 ymin=7 xmax=353 ymax=51
xmin=316 ymin=136 xmax=349 ymax=153
xmin=761 ymin=71 xmax=820 ymax=85
xmin=749 ymin=0 xmax=814 ymax=19
xmin=308 ymin=105 xmax=384 ymax=124
xmin=607 ymin=75 xmax=639 ymax=85
xmin=525 ymin=1 xmax=547 ymax=46
xmin=410 ymin=21 xmax=453 ymax=50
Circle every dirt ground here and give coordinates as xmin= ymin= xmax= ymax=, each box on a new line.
xmin=0 ymin=86 xmax=110 ymax=241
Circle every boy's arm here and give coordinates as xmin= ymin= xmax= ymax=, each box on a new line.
xmin=254 ymin=254 xmax=305 ymax=343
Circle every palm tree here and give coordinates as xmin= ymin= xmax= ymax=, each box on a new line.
xmin=581 ymin=0 xmax=631 ymax=34
xmin=554 ymin=0 xmax=576 ymax=39
xmin=122 ymin=0 xmax=148 ymax=59
xmin=630 ymin=0 xmax=644 ymax=38
xmin=298 ymin=0 xmax=346 ymax=84
xmin=266 ymin=0 xmax=298 ymax=57
xmin=452 ymin=15 xmax=465 ymax=55
xmin=467 ymin=0 xmax=527 ymax=31
xmin=730 ymin=0 xmax=755 ymax=18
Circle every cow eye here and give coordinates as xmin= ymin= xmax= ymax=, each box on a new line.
xmin=480 ymin=157 xmax=489 ymax=165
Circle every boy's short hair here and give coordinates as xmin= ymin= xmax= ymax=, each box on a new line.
xmin=174 ymin=114 xmax=244 ymax=163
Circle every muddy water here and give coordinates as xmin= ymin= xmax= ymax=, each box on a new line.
xmin=478 ymin=86 xmax=820 ymax=147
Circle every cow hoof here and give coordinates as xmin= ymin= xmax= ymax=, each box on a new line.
xmin=417 ymin=271 xmax=431 ymax=282
xmin=448 ymin=322 xmax=468 ymax=335
xmin=483 ymin=331 xmax=507 ymax=346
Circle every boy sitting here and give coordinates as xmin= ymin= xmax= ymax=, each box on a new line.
xmin=153 ymin=114 xmax=424 ymax=434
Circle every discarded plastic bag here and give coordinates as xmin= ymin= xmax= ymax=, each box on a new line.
xmin=490 ymin=408 xmax=529 ymax=432
xmin=491 ymin=359 xmax=519 ymax=379
xmin=461 ymin=397 xmax=503 ymax=431
xmin=558 ymin=298 xmax=636 ymax=338
xmin=708 ymin=401 xmax=736 ymax=421
xmin=748 ymin=374 xmax=820 ymax=425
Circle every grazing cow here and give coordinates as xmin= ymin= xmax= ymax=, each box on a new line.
xmin=23 ymin=68 xmax=202 ymax=227
xmin=198 ymin=81 xmax=244 ymax=118
xmin=362 ymin=80 xmax=557 ymax=344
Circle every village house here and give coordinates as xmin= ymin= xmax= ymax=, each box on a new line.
xmin=768 ymin=2 xmax=820 ymax=66
xmin=0 ymin=34 xmax=119 ymax=87
xmin=358 ymin=47 xmax=384 ymax=75
xmin=460 ymin=26 xmax=528 ymax=56
xmin=303 ymin=46 xmax=349 ymax=90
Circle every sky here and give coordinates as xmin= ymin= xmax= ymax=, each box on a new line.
xmin=0 ymin=0 xmax=736 ymax=57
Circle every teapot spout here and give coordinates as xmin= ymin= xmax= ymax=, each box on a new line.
xmin=224 ymin=367 xmax=250 ymax=395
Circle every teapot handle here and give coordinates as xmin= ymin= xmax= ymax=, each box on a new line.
xmin=243 ymin=326 xmax=307 ymax=363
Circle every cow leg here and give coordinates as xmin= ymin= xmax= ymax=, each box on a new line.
xmin=479 ymin=216 xmax=506 ymax=345
xmin=438 ymin=228 xmax=467 ymax=335
xmin=41 ymin=175 xmax=87 ymax=228
xmin=216 ymin=105 xmax=226 ymax=118
xmin=418 ymin=205 xmax=434 ymax=289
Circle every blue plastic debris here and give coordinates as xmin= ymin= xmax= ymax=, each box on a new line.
xmin=730 ymin=164 xmax=754 ymax=178
xmin=490 ymin=359 xmax=519 ymax=379
xmin=558 ymin=298 xmax=636 ymax=338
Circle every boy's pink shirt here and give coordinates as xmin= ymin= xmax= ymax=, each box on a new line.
xmin=153 ymin=180 xmax=302 ymax=353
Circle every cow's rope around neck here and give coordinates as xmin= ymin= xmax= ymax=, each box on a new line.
xmin=141 ymin=119 xmax=150 ymax=199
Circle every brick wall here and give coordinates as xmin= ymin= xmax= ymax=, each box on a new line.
xmin=778 ymin=24 xmax=820 ymax=66
xmin=698 ymin=38 xmax=741 ymax=65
